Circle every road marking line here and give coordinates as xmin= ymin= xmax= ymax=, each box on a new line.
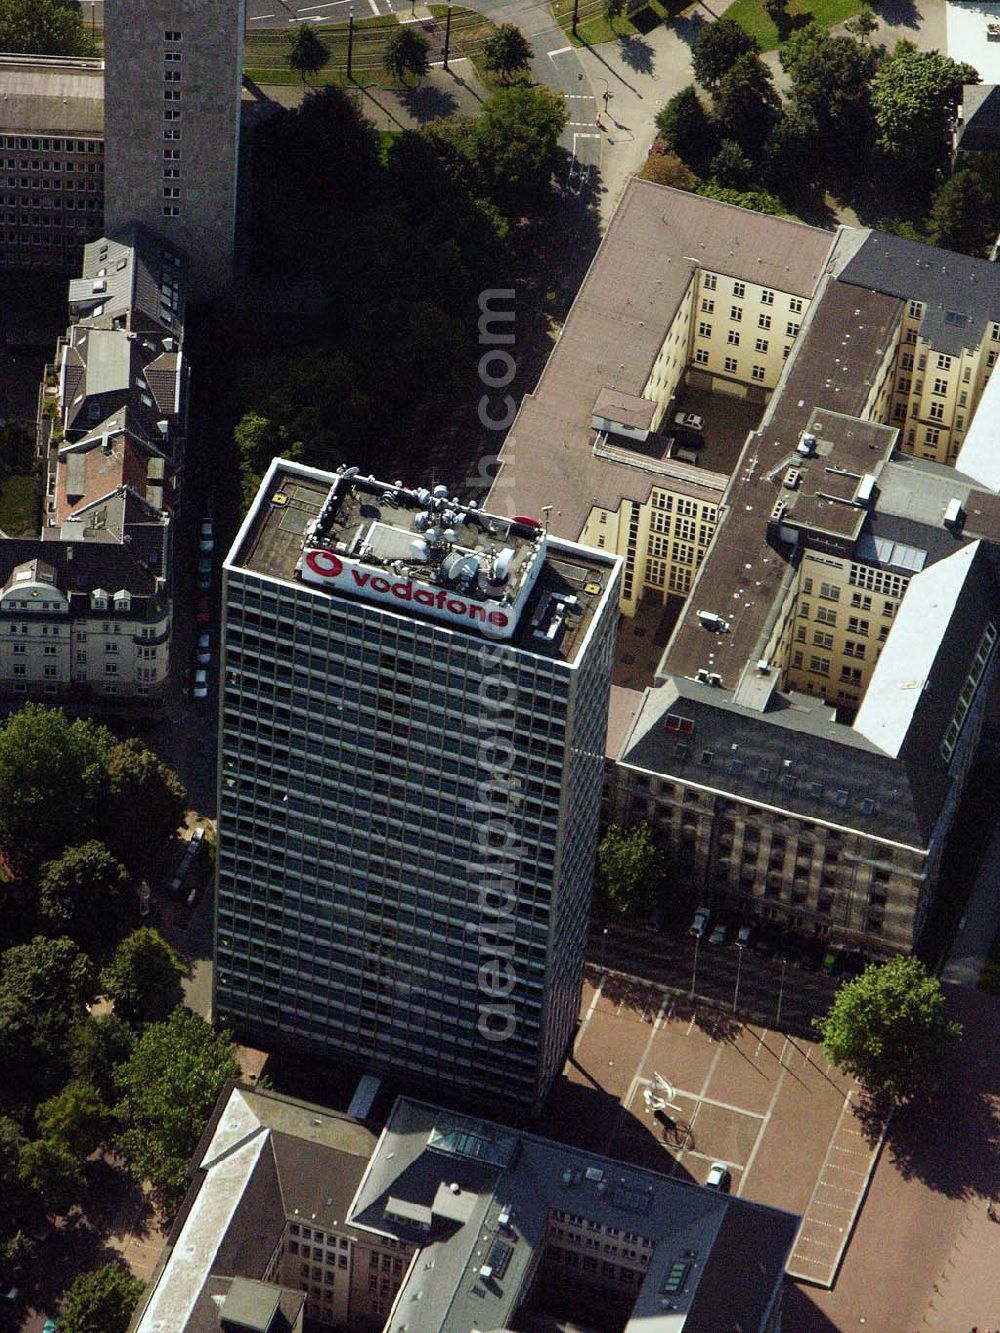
xmin=574 ymin=974 xmax=605 ymax=1054
xmin=548 ymin=44 xmax=573 ymax=55
xmin=738 ymin=1034 xmax=789 ymax=1195
xmin=249 ymin=12 xmax=277 ymax=17
xmin=429 ymin=56 xmax=469 ymax=65
xmin=609 ymin=994 xmax=671 ymax=1154
xmin=636 ymin=1080 xmax=767 ymax=1121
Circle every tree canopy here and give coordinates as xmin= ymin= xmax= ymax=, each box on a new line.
xmin=0 ymin=0 xmax=96 ymax=58
xmin=114 ymin=1008 xmax=239 ymax=1206
xmin=38 ymin=841 xmax=130 ymax=958
xmin=36 ymin=1078 xmax=113 ymax=1159
xmin=483 ymin=23 xmax=533 ymax=81
xmin=929 ymin=169 xmax=996 ymax=256
xmin=692 ymin=18 xmax=760 ymax=90
xmin=873 ymin=46 xmax=979 ymax=164
xmin=287 ymin=22 xmax=329 ymax=83
xmin=654 ymin=86 xmax=719 ymax=173
xmin=0 ymin=706 xmax=114 ymax=872
xmin=814 ymin=955 xmax=961 ymax=1104
xmin=473 ymin=85 xmax=568 ymax=220
xmin=595 ymin=823 xmax=663 ymax=916
xmin=779 ymin=25 xmax=877 ymax=155
xmin=59 ymin=1262 xmax=144 ymax=1333
xmin=383 ymin=26 xmax=430 ymax=83
xmin=101 ymin=739 xmax=187 ymax=872
xmin=0 ymin=935 xmax=95 ymax=1106
xmin=17 ymin=1135 xmax=86 ymax=1215
xmin=712 ymin=52 xmax=781 ymax=152
xmin=67 ymin=1012 xmax=137 ymax=1104
xmin=101 ymin=928 xmax=185 ymax=1022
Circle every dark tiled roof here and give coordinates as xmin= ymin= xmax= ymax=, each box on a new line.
xmin=836 ymin=230 xmax=1000 ymax=355
xmin=0 ymin=538 xmax=157 ymax=598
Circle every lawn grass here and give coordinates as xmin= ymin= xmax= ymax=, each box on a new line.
xmin=0 ymin=473 xmax=38 ymax=537
xmin=724 ymin=0 xmax=863 ymax=51
xmin=427 ymin=4 xmax=511 ymax=86
xmin=551 ymin=0 xmax=672 ymax=47
xmin=245 ymin=9 xmax=496 ymax=89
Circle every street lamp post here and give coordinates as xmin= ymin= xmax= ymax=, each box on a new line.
xmin=443 ymin=1 xmax=453 ymax=70
xmin=690 ymin=934 xmax=700 ymax=1001
xmin=601 ymin=926 xmax=609 ymax=971
xmin=775 ymin=954 xmax=788 ymax=1028
xmin=732 ymin=942 xmax=744 ymax=1015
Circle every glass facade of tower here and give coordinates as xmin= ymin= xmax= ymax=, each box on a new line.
xmin=214 ymin=462 xmax=620 ymax=1112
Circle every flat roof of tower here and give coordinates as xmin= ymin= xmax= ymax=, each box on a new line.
xmin=229 ymin=461 xmax=621 ymax=666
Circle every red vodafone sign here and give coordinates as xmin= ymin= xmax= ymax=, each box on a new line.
xmin=301 ymin=547 xmax=514 ymax=637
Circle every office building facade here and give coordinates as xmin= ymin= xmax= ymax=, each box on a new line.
xmin=103 ymin=0 xmax=245 ymax=298
xmin=0 ymin=55 xmax=104 ymax=272
xmin=215 ymin=461 xmax=620 ymax=1112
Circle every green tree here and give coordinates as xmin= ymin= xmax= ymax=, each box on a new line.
xmin=0 ymin=936 xmax=95 ymax=1105
xmin=102 ymin=740 xmax=187 ymax=872
xmin=38 ymin=842 xmax=130 ymax=958
xmin=114 ymin=1008 xmax=239 ymax=1207
xmin=0 ymin=0 xmax=96 ymax=57
xmin=483 ymin=23 xmax=533 ymax=81
xmin=814 ymin=956 xmax=961 ymax=1104
xmin=873 ymin=46 xmax=979 ymax=164
xmin=67 ymin=1012 xmax=136 ymax=1104
xmin=383 ymin=26 xmax=430 ymax=84
xmin=36 ymin=1079 xmax=113 ymax=1158
xmin=654 ymin=85 xmax=719 ymax=172
xmin=101 ymin=928 xmax=185 ymax=1022
xmin=17 ymin=1136 xmax=85 ymax=1215
xmin=844 ymin=4 xmax=878 ymax=43
xmin=59 ymin=1262 xmax=144 ymax=1333
xmin=0 ymin=705 xmax=114 ymax=873
xmin=287 ymin=21 xmax=329 ymax=83
xmin=692 ymin=18 xmax=759 ymax=91
xmin=929 ymin=169 xmax=996 ymax=255
xmin=713 ymin=52 xmax=781 ymax=154
xmin=595 ymin=823 xmax=663 ymax=916
xmin=0 ymin=1116 xmax=25 ymax=1211
xmin=604 ymin=0 xmax=625 ymax=28
xmin=780 ymin=25 xmax=877 ymax=157
xmin=711 ymin=137 xmax=754 ymax=188
xmin=697 ymin=181 xmax=784 ymax=213
xmin=637 ymin=146 xmax=696 ymax=189
xmin=473 ymin=85 xmax=568 ymax=220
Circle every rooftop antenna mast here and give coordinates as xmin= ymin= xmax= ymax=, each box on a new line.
xmin=541 ymin=505 xmax=553 ymax=533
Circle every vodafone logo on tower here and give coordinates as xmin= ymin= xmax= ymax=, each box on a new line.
xmin=301 ymin=545 xmax=514 ymax=638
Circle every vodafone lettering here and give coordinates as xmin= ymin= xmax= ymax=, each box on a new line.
xmin=302 ymin=547 xmax=513 ymax=637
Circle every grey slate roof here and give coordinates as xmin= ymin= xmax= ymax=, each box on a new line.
xmin=957 ymin=84 xmax=1000 ymax=153
xmin=348 ymin=1097 xmax=798 ymax=1333
xmin=836 ymin=230 xmax=1000 ymax=355
xmin=69 ymin=228 xmax=186 ymax=338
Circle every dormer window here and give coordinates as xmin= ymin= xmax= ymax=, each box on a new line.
xmin=113 ymin=590 xmax=131 ymax=612
xmin=90 ymin=589 xmax=108 ymax=611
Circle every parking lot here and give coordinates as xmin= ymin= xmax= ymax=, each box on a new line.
xmin=670 ymin=385 xmax=763 ymax=478
xmin=539 ymin=972 xmax=886 ymax=1289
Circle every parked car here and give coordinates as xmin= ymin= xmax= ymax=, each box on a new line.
xmin=196 ymin=632 xmax=212 ymax=666
xmin=1 ymin=1286 xmax=18 ymax=1302
xmin=708 ymin=922 xmax=729 ymax=946
xmin=192 ymin=667 xmax=208 ymax=700
xmin=196 ymin=594 xmax=211 ymax=626
xmin=674 ymin=411 xmax=705 ymax=432
xmin=648 ymin=901 xmax=666 ymax=934
xmin=752 ymin=924 xmax=780 ymax=957
xmin=42 ymin=1321 xmax=58 ymax=1333
xmin=199 ymin=518 xmax=214 ymax=554
xmin=168 ymin=827 xmax=206 ymax=899
xmin=688 ymin=906 xmax=711 ymax=940
xmin=705 ymin=1162 xmax=731 ymax=1191
xmin=196 ymin=558 xmax=213 ymax=592
xmin=736 ymin=924 xmax=754 ymax=949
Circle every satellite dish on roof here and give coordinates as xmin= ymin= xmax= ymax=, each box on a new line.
xmin=493 ymin=547 xmax=516 ymax=582
xmin=410 ymin=539 xmax=430 ymax=560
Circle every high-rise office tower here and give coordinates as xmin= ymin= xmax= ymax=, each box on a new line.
xmin=215 ymin=460 xmax=620 ymax=1112
xmin=103 ymin=0 xmax=245 ymax=299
